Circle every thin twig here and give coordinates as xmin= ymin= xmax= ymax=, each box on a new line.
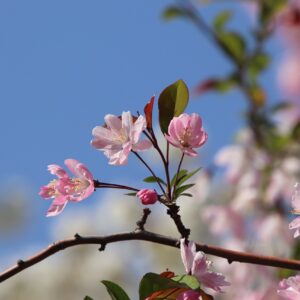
xmin=1 ymin=230 xmax=300 ymax=283
xmin=132 ymin=151 xmax=166 ymax=195
xmin=136 ymin=208 xmax=151 ymax=231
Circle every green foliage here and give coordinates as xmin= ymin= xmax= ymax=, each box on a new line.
xmin=158 ymin=80 xmax=189 ymax=133
xmin=213 ymin=10 xmax=232 ymax=32
xmin=139 ymin=273 xmax=188 ymax=300
xmin=174 ymin=184 xmax=195 ymax=199
xmin=101 ymin=280 xmax=131 ymax=300
xmin=124 ymin=192 xmax=138 ymax=197
xmin=177 ymin=167 xmax=201 ymax=187
xmin=248 ymin=53 xmax=270 ymax=82
xmin=172 ymin=275 xmax=200 ymax=290
xmin=83 ymin=296 xmax=94 ymax=300
xmin=218 ymin=31 xmax=246 ymax=62
xmin=259 ymin=0 xmax=287 ymax=26
xmin=162 ymin=6 xmax=187 ymax=21
xmin=143 ymin=176 xmax=167 ymax=186
xmin=170 ymin=169 xmax=188 ymax=187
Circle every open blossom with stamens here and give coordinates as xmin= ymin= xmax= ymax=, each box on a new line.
xmin=289 ymin=183 xmax=300 ymax=237
xmin=165 ymin=113 xmax=207 ymax=157
xmin=180 ymin=239 xmax=230 ymax=292
xmin=91 ymin=111 xmax=152 ymax=165
xmin=39 ymin=159 xmax=94 ymax=217
xmin=278 ymin=275 xmax=300 ymax=299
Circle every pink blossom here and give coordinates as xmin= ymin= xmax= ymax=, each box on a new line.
xmin=39 ymin=159 xmax=94 ymax=217
xmin=278 ymin=275 xmax=300 ymax=299
xmin=165 ymin=113 xmax=207 ymax=157
xmin=180 ymin=239 xmax=230 ymax=292
xmin=277 ymin=52 xmax=300 ymax=98
xmin=91 ymin=111 xmax=152 ymax=165
xmin=176 ymin=290 xmax=202 ymax=300
xmin=289 ymin=183 xmax=300 ymax=237
xmin=136 ymin=189 xmax=158 ymax=205
xmin=275 ymin=2 xmax=300 ymax=48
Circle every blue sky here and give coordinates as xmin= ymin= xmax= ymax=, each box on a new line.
xmin=0 ymin=0 xmax=283 ymax=268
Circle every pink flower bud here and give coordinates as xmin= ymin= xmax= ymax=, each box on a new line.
xmin=136 ymin=189 xmax=158 ymax=205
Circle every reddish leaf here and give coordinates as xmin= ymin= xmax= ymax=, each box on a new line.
xmin=144 ymin=96 xmax=155 ymax=130
xmin=146 ymin=287 xmax=189 ymax=299
xmin=160 ymin=271 xmax=175 ymax=279
xmin=194 ymin=79 xmax=218 ymax=95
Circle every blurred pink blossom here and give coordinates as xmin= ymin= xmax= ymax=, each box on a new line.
xmin=91 ymin=111 xmax=152 ymax=165
xmin=165 ymin=113 xmax=208 ymax=157
xmin=136 ymin=189 xmax=158 ymax=205
xmin=275 ymin=1 xmax=300 ymax=48
xmin=278 ymin=275 xmax=300 ymax=299
xmin=289 ymin=182 xmax=300 ymax=238
xmin=39 ymin=159 xmax=94 ymax=217
xmin=180 ymin=239 xmax=230 ymax=292
xmin=277 ymin=52 xmax=300 ymax=98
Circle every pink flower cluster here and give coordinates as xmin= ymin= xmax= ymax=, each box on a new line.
xmin=278 ymin=275 xmax=300 ymax=299
xmin=39 ymin=159 xmax=94 ymax=217
xmin=289 ymin=182 xmax=300 ymax=237
xmin=180 ymin=239 xmax=230 ymax=292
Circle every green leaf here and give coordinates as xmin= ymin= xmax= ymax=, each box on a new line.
xmin=84 ymin=297 xmax=94 ymax=300
xmin=139 ymin=273 xmax=188 ymax=300
xmin=180 ymin=193 xmax=193 ymax=197
xmin=270 ymin=102 xmax=293 ymax=113
xmin=101 ymin=280 xmax=131 ymax=300
xmin=175 ymin=184 xmax=195 ymax=199
xmin=248 ymin=53 xmax=270 ymax=81
xmin=218 ymin=31 xmax=246 ymax=62
xmin=162 ymin=6 xmax=187 ymax=21
xmin=170 ymin=169 xmax=188 ymax=187
xmin=176 ymin=167 xmax=202 ymax=187
xmin=124 ymin=192 xmax=138 ymax=197
xmin=213 ymin=10 xmax=232 ymax=32
xmin=259 ymin=0 xmax=286 ymax=26
xmin=143 ymin=176 xmax=167 ymax=186
xmin=158 ymin=80 xmax=189 ymax=133
xmin=172 ymin=275 xmax=200 ymax=290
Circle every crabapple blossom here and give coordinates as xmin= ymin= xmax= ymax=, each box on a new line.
xmin=278 ymin=275 xmax=300 ymax=299
xmin=136 ymin=189 xmax=158 ymax=205
xmin=39 ymin=159 xmax=94 ymax=217
xmin=91 ymin=111 xmax=152 ymax=165
xmin=165 ymin=113 xmax=208 ymax=157
xmin=180 ymin=239 xmax=230 ymax=292
xmin=289 ymin=182 xmax=300 ymax=238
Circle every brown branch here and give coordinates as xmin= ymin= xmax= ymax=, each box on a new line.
xmin=136 ymin=208 xmax=151 ymax=231
xmin=167 ymin=204 xmax=190 ymax=239
xmin=1 ymin=230 xmax=300 ymax=283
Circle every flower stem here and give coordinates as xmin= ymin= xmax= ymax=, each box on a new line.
xmin=172 ymin=153 xmax=185 ymax=201
xmin=94 ymin=180 xmax=139 ymax=192
xmin=132 ymin=151 xmax=166 ymax=195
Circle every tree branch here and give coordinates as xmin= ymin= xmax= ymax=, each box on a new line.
xmin=1 ymin=230 xmax=300 ymax=283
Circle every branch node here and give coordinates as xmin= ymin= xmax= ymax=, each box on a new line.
xmin=17 ymin=259 xmax=25 ymax=266
xmin=74 ymin=233 xmax=82 ymax=239
xmin=136 ymin=208 xmax=151 ymax=231
xmin=98 ymin=243 xmax=106 ymax=252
